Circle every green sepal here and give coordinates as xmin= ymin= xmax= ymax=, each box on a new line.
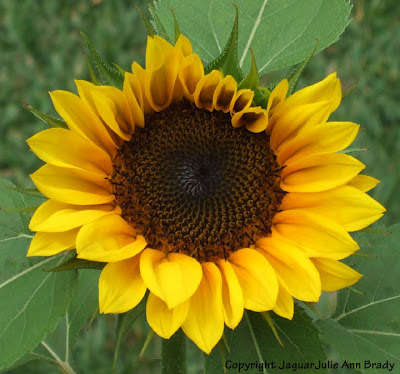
xmin=148 ymin=2 xmax=171 ymax=42
xmin=342 ymin=78 xmax=359 ymax=99
xmin=0 ymin=206 xmax=39 ymax=213
xmin=84 ymin=53 xmax=100 ymax=85
xmin=204 ymin=6 xmax=244 ymax=82
xmin=135 ymin=6 xmax=156 ymax=37
xmin=43 ymin=255 xmax=105 ymax=272
xmin=4 ymin=186 xmax=44 ymax=197
xmin=80 ymin=32 xmax=124 ymax=89
xmin=113 ymin=294 xmax=147 ymax=368
xmin=340 ymin=147 xmax=368 ymax=154
xmin=170 ymin=8 xmax=181 ymax=43
xmin=23 ymin=102 xmax=67 ymax=129
xmin=287 ymin=39 xmax=319 ymax=95
xmin=260 ymin=311 xmax=284 ymax=347
xmin=238 ymin=49 xmax=259 ymax=90
xmin=139 ymin=328 xmax=155 ymax=358
xmin=113 ymin=63 xmax=127 ymax=76
xmin=252 ymin=87 xmax=271 ymax=108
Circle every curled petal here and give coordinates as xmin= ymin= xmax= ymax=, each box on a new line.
xmin=27 ymin=228 xmax=79 ymax=257
xmin=230 ymin=89 xmax=254 ymax=115
xmin=212 ymin=75 xmax=237 ymax=113
xmin=311 ymin=257 xmax=363 ymax=292
xmin=27 ymin=128 xmax=113 ymax=176
xmin=272 ymin=283 xmax=294 ymax=320
xmin=179 ymin=54 xmax=204 ymax=100
xmin=257 ymin=235 xmax=321 ymax=302
xmin=194 ymin=70 xmax=223 ymax=111
xmin=281 ymin=153 xmax=365 ymax=193
xmin=31 ymin=164 xmax=114 ymax=205
xmin=280 ymin=186 xmax=385 ymax=231
xmin=348 ymin=174 xmax=380 ymax=192
xmin=229 ymin=248 xmax=278 ymax=312
xmin=217 ymin=259 xmax=244 ymax=329
xmin=76 ymin=214 xmax=146 ymax=262
xmin=273 ymin=210 xmax=359 ymax=259
xmin=29 ymin=200 xmax=120 ymax=232
xmin=146 ymin=293 xmax=189 ymax=339
xmin=182 ymin=262 xmax=224 ymax=354
xmin=232 ymin=106 xmax=268 ymax=133
xmin=140 ymin=249 xmax=202 ymax=309
xmin=99 ymin=254 xmax=146 ymax=313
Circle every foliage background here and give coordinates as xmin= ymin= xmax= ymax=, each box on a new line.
xmin=0 ymin=0 xmax=398 ymax=373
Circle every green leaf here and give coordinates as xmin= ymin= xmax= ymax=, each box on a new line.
xmin=11 ymin=270 xmax=99 ymax=373
xmin=287 ymin=39 xmax=318 ymax=95
xmin=80 ymin=32 xmax=124 ymax=89
xmin=148 ymin=2 xmax=171 ymax=42
xmin=205 ymin=308 xmax=327 ymax=373
xmin=204 ymin=5 xmax=243 ymax=81
xmin=238 ymin=49 xmax=260 ymax=90
xmin=23 ymin=102 xmax=67 ymax=129
xmin=0 ymin=179 xmax=78 ymax=371
xmin=44 ymin=254 xmax=105 ymax=272
xmin=316 ymin=225 xmax=400 ymax=372
xmin=154 ymin=0 xmax=351 ymax=75
xmin=113 ymin=295 xmax=147 ymax=367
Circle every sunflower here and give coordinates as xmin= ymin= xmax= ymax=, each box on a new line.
xmin=26 ymin=34 xmax=385 ymax=354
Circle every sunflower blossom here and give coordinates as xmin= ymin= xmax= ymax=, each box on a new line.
xmin=26 ymin=35 xmax=385 ymax=354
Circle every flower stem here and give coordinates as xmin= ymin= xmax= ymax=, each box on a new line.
xmin=161 ymin=329 xmax=186 ymax=374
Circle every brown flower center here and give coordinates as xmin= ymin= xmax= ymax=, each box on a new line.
xmin=111 ymin=100 xmax=285 ymax=262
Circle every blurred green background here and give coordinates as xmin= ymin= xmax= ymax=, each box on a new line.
xmin=1 ymin=0 xmax=399 ymax=373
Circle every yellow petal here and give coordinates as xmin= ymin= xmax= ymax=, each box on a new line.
xmin=270 ymin=101 xmax=331 ymax=151
xmin=182 ymin=262 xmax=224 ymax=354
xmin=271 ymin=73 xmax=341 ymax=132
xmin=140 ymin=249 xmax=202 ymax=309
xmin=27 ymin=228 xmax=79 ymax=257
xmin=194 ymin=70 xmax=223 ymax=111
xmin=99 ymin=254 xmax=146 ymax=313
xmin=265 ymin=79 xmax=289 ymax=126
xmin=289 ymin=73 xmax=341 ymax=110
xmin=272 ymin=283 xmax=294 ymax=320
xmin=27 ymin=128 xmax=112 ymax=176
xmin=273 ymin=210 xmax=359 ymax=259
xmin=212 ymin=75 xmax=237 ymax=113
xmin=131 ymin=62 xmax=153 ymax=114
xmin=31 ymin=164 xmax=114 ymax=205
xmin=145 ymin=53 xmax=181 ymax=111
xmin=311 ymin=257 xmax=362 ymax=292
xmin=76 ymin=81 xmax=133 ymax=139
xmin=175 ymin=34 xmax=193 ymax=57
xmin=217 ymin=259 xmax=244 ymax=329
xmin=123 ymin=72 xmax=145 ymax=128
xmin=277 ymin=122 xmax=360 ymax=165
xmin=145 ymin=35 xmax=174 ymax=71
xmin=230 ymin=89 xmax=254 ymax=115
xmin=229 ymin=248 xmax=278 ymax=312
xmin=29 ymin=200 xmax=120 ymax=232
xmin=76 ymin=214 xmax=146 ymax=262
xmin=179 ymin=54 xmax=204 ymax=100
xmin=146 ymin=293 xmax=189 ymax=339
xmin=232 ymin=106 xmax=268 ymax=133
xmin=280 ymin=186 xmax=385 ymax=231
xmin=257 ymin=235 xmax=321 ymax=302
xmin=49 ymin=90 xmax=117 ymax=157
xmin=281 ymin=153 xmax=365 ymax=192
xmin=348 ymin=174 xmax=380 ymax=192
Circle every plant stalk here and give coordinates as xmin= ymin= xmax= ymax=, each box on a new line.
xmin=161 ymin=329 xmax=186 ymax=374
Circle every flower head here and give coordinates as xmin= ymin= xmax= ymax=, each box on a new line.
xmin=27 ymin=34 xmax=385 ymax=353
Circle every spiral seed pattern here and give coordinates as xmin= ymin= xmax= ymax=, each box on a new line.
xmin=111 ymin=100 xmax=285 ymax=262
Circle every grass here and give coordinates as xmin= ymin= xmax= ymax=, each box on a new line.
xmin=1 ymin=0 xmax=399 ymax=373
